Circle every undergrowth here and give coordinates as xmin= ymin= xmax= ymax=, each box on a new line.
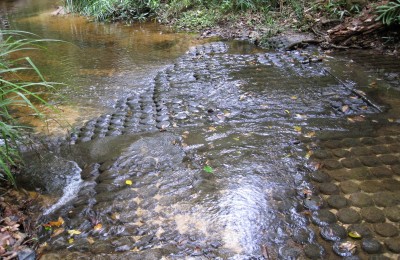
xmin=0 ymin=30 xmax=58 ymax=186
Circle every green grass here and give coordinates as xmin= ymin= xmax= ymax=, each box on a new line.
xmin=0 ymin=30 xmax=59 ymax=186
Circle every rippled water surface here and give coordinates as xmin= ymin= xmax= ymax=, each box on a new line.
xmin=4 ymin=0 xmax=400 ymax=259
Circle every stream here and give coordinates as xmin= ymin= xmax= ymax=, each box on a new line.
xmin=2 ymin=0 xmax=400 ymax=259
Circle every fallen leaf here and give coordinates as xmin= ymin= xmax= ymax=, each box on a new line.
xmin=291 ymin=96 xmax=298 ymax=100
xmin=203 ymin=165 xmax=213 ymax=173
xmin=305 ymin=151 xmax=313 ymax=159
xmin=348 ymin=231 xmax=362 ymax=239
xmin=125 ymin=180 xmax=133 ymax=186
xmin=233 ymin=137 xmax=240 ymax=141
xmin=68 ymin=238 xmax=74 ymax=244
xmin=50 ymin=228 xmax=65 ymax=238
xmin=67 ymin=229 xmax=82 ymax=236
xmin=342 ymin=105 xmax=349 ymax=113
xmin=87 ymin=237 xmax=95 ymax=244
xmin=285 ymin=110 xmax=290 ymax=115
xmin=111 ymin=213 xmax=120 ymax=220
xmin=294 ymin=126 xmax=302 ymax=132
xmin=44 ymin=226 xmax=52 ymax=231
xmin=388 ymin=118 xmax=395 ymax=122
xmin=295 ymin=114 xmax=307 ymax=119
xmin=347 ymin=115 xmax=365 ymax=122
xmin=369 ymin=81 xmax=377 ymax=87
xmin=208 ymin=126 xmax=217 ymax=132
xmin=304 ymin=131 xmax=316 ymax=138
xmin=93 ymin=223 xmax=103 ymax=231
xmin=43 ymin=217 xmax=64 ymax=228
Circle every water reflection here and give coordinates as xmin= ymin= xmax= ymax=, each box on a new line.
xmin=3 ymin=0 xmax=207 ymax=134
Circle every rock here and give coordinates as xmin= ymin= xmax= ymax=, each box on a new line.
xmin=320 ymin=224 xmax=347 ymax=241
xmin=319 ymin=183 xmax=340 ymax=195
xmin=361 ymin=239 xmax=382 ymax=254
xmin=303 ymin=196 xmax=324 ymax=211
xmin=327 ymin=195 xmax=348 ymax=209
xmin=337 ymin=208 xmax=361 ymax=224
xmin=311 ymin=209 xmax=337 ymax=226
xmin=347 ymin=224 xmax=373 ymax=239
xmin=332 ymin=240 xmax=357 ymax=257
xmin=304 ymin=244 xmax=325 ymax=259
xmin=374 ymin=223 xmax=399 ymax=237
xmin=383 ymin=206 xmax=400 ymax=222
xmin=349 ymin=192 xmax=373 ymax=207
xmin=385 ymin=238 xmax=400 ymax=253
xmin=17 ymin=247 xmax=36 ymax=260
xmin=360 ymin=207 xmax=385 ymax=223
xmin=18 ymin=154 xmax=82 ymax=196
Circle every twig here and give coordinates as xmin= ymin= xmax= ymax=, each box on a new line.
xmin=261 ymin=244 xmax=271 ymax=259
xmin=323 ymin=68 xmax=384 ymax=112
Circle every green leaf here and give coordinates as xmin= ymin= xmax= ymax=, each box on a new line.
xmin=203 ymin=165 xmax=213 ymax=173
xmin=348 ymin=231 xmax=362 ymax=239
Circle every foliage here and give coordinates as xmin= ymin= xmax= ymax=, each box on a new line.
xmin=64 ymin=0 xmax=279 ymax=24
xmin=376 ymin=0 xmax=400 ymax=25
xmin=312 ymin=0 xmax=362 ymax=20
xmin=0 ymin=30 xmax=57 ymax=186
xmin=203 ymin=165 xmax=213 ymax=173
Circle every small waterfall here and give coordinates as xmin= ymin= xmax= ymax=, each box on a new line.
xmin=43 ymin=161 xmax=82 ymax=215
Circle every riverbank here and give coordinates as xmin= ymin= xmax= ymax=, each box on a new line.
xmin=61 ymin=0 xmax=400 ymax=54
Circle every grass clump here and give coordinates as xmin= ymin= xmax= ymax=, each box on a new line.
xmin=0 ymin=30 xmax=58 ymax=186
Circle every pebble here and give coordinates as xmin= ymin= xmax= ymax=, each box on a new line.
xmin=309 ymin=170 xmax=332 ymax=183
xmin=349 ymin=192 xmax=374 ymax=207
xmin=383 ymin=206 xmax=400 ymax=222
xmin=374 ymin=223 xmax=399 ymax=237
xmin=340 ymin=181 xmax=360 ymax=194
xmin=311 ymin=209 xmax=337 ymax=227
xmin=332 ymin=241 xmax=357 ymax=257
xmin=279 ymin=245 xmax=301 ymax=259
xmin=360 ymin=207 xmax=385 ymax=223
xmin=327 ymin=195 xmax=348 ymax=209
xmin=303 ymin=196 xmax=324 ymax=211
xmin=347 ymin=224 xmax=373 ymax=239
xmin=337 ymin=208 xmax=361 ymax=224
xmin=17 ymin=248 xmax=36 ymax=260
xmin=384 ymin=238 xmax=400 ymax=253
xmin=156 ymin=121 xmax=170 ymax=129
xmin=319 ymin=183 xmax=339 ymax=195
xmin=361 ymin=239 xmax=382 ymax=254
xmin=320 ymin=224 xmax=347 ymax=241
xmin=304 ymin=244 xmax=325 ymax=259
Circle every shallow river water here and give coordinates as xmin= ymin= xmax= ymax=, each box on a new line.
xmin=3 ymin=0 xmax=400 ymax=259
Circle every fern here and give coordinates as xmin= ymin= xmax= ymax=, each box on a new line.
xmin=376 ymin=0 xmax=400 ymax=25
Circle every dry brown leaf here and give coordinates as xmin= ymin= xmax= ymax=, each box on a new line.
xmin=93 ymin=223 xmax=103 ymax=231
xmin=87 ymin=237 xmax=95 ymax=244
xmin=50 ymin=228 xmax=65 ymax=238
xmin=43 ymin=217 xmax=64 ymax=228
